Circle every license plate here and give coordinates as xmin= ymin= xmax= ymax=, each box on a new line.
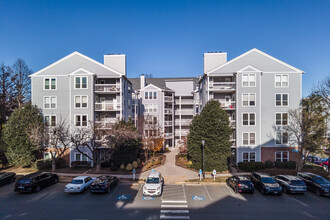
xmin=18 ymin=186 xmax=24 ymax=189
xmin=274 ymin=192 xmax=278 ymax=194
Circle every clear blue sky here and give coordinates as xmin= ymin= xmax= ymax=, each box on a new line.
xmin=0 ymin=0 xmax=329 ymax=97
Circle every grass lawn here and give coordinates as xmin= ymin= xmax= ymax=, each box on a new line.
xmin=0 ymin=166 xmax=38 ymax=175
xmin=187 ymin=176 xmax=228 ymax=183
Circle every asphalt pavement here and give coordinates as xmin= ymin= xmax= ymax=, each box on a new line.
xmin=0 ymin=182 xmax=329 ymax=220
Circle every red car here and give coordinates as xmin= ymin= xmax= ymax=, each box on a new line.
xmin=321 ymin=160 xmax=328 ymax=167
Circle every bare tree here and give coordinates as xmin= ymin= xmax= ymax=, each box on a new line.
xmin=142 ymin=115 xmax=164 ymax=160
xmin=0 ymin=63 xmax=15 ymax=125
xmin=12 ymin=58 xmax=32 ymax=107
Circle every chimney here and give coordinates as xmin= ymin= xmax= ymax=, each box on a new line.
xmin=140 ymin=74 xmax=146 ymax=89
xmin=104 ymin=54 xmax=126 ymax=75
xmin=204 ymin=52 xmax=227 ymax=74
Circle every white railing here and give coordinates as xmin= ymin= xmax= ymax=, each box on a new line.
xmin=165 ymin=133 xmax=173 ymax=139
xmin=95 ymin=84 xmax=120 ymax=92
xmin=164 ymin=121 xmax=173 ymax=126
xmin=164 ymin=96 xmax=173 ymax=102
xmin=175 ymin=119 xmax=192 ymax=126
xmin=95 ymin=120 xmax=117 ymax=128
xmin=95 ymin=102 xmax=121 ymax=111
xmin=164 ymin=108 xmax=173 ymax=114
xmin=209 ymin=82 xmax=236 ymax=90
xmin=176 ymin=109 xmax=194 ymax=115
xmin=218 ymin=101 xmax=236 ymax=110
xmin=176 ymin=99 xmax=194 ymax=105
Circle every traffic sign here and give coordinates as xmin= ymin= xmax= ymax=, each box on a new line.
xmin=133 ymin=168 xmax=136 ymax=174
xmin=192 ymin=195 xmax=205 ymax=201
xmin=117 ymin=194 xmax=131 ymax=200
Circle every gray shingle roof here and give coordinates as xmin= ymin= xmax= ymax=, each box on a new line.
xmin=129 ymin=77 xmax=199 ymax=91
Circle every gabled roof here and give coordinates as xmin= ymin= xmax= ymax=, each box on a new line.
xmin=29 ymin=51 xmax=123 ymax=77
xmin=129 ymin=77 xmax=198 ymax=91
xmin=207 ymin=48 xmax=304 ymax=75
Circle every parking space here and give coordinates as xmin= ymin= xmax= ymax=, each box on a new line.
xmin=0 ymin=182 xmax=329 ymax=219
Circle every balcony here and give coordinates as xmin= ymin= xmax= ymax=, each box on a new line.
xmin=95 ymin=120 xmax=117 ymax=129
xmin=175 ymin=109 xmax=194 ymax=115
xmin=164 ymin=97 xmax=173 ymax=102
xmin=210 ymin=82 xmax=236 ymax=92
xmin=176 ymin=99 xmax=194 ymax=105
xmin=219 ymin=101 xmax=236 ymax=110
xmin=175 ymin=119 xmax=192 ymax=126
xmin=95 ymin=102 xmax=121 ymax=111
xmin=164 ymin=108 xmax=173 ymax=114
xmin=229 ymin=120 xmax=236 ymax=127
xmin=95 ymin=84 xmax=120 ymax=93
xmin=165 ymin=133 xmax=173 ymax=139
xmin=164 ymin=121 xmax=173 ymax=126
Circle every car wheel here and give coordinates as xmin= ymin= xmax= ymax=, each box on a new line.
xmin=54 ymin=178 xmax=58 ymax=184
xmin=261 ymin=188 xmax=265 ymax=195
xmin=35 ymin=185 xmax=41 ymax=192
xmin=315 ymin=190 xmax=322 ymax=197
xmin=283 ymin=187 xmax=288 ymax=194
xmin=10 ymin=177 xmax=15 ymax=183
xmin=235 ymin=187 xmax=238 ymax=194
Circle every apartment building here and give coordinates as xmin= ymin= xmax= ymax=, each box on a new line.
xmin=199 ymin=48 xmax=303 ymax=164
xmin=130 ymin=76 xmax=199 ymax=147
xmin=30 ymin=52 xmax=133 ymax=166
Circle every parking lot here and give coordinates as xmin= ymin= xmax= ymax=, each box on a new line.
xmin=0 ymin=182 xmax=329 ymax=220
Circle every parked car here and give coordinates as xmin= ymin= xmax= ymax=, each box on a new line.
xmin=90 ymin=176 xmax=119 ymax=193
xmin=0 ymin=172 xmax=16 ymax=186
xmin=15 ymin=173 xmax=58 ymax=193
xmin=297 ymin=172 xmax=330 ymax=197
xmin=226 ymin=175 xmax=254 ymax=193
xmin=251 ymin=172 xmax=282 ymax=195
xmin=143 ymin=171 xmax=164 ymax=196
xmin=274 ymin=175 xmax=307 ymax=194
xmin=321 ymin=159 xmax=328 ymax=169
xmin=64 ymin=176 xmax=95 ymax=193
xmin=307 ymin=156 xmax=321 ymax=165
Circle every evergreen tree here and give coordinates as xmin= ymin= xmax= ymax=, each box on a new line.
xmin=187 ymin=100 xmax=232 ymax=171
xmin=2 ymin=103 xmax=43 ymax=166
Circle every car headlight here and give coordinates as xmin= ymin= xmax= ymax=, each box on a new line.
xmin=77 ymin=187 xmax=80 ymax=190
xmin=265 ymin=186 xmax=270 ymax=190
xmin=143 ymin=187 xmax=147 ymax=190
xmin=324 ymin=189 xmax=329 ymax=192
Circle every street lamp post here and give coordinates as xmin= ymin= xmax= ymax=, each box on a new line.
xmin=201 ymin=140 xmax=205 ymax=179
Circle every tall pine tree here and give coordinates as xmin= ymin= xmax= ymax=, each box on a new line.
xmin=187 ymin=100 xmax=231 ymax=172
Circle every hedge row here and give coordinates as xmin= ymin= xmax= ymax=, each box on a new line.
xmin=34 ymin=158 xmax=68 ymax=170
xmin=238 ymin=160 xmax=297 ymax=172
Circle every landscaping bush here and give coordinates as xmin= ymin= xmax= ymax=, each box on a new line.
xmin=238 ymin=162 xmax=265 ymax=172
xmin=137 ymin=158 xmax=141 ymax=165
xmin=132 ymin=161 xmax=138 ymax=169
xmin=71 ymin=161 xmax=91 ymax=168
xmin=126 ymin=163 xmax=133 ymax=171
xmin=265 ymin=160 xmax=274 ymax=169
xmin=110 ymin=165 xmax=119 ymax=171
xmin=120 ymin=164 xmax=125 ymax=170
xmin=274 ymin=161 xmax=286 ymax=169
xmin=286 ymin=161 xmax=297 ymax=169
xmin=56 ymin=158 xmax=67 ymax=168
xmin=34 ymin=159 xmax=52 ymax=170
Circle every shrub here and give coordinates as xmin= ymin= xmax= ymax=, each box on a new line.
xmin=265 ymin=160 xmax=274 ymax=169
xmin=126 ymin=163 xmax=133 ymax=171
xmin=120 ymin=164 xmax=125 ymax=170
xmin=132 ymin=161 xmax=138 ymax=169
xmin=110 ymin=166 xmax=119 ymax=171
xmin=238 ymin=162 xmax=265 ymax=172
xmin=71 ymin=161 xmax=91 ymax=168
xmin=286 ymin=161 xmax=297 ymax=169
xmin=137 ymin=158 xmax=141 ymax=165
xmin=187 ymin=160 xmax=193 ymax=168
xmin=274 ymin=161 xmax=286 ymax=169
xmin=34 ymin=159 xmax=52 ymax=170
xmin=56 ymin=158 xmax=67 ymax=168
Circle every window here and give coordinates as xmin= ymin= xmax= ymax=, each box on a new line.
xmin=45 ymin=115 xmax=56 ymax=126
xmin=242 ymin=113 xmax=256 ymax=126
xmin=276 ymin=132 xmax=288 ymax=145
xmin=154 ymin=92 xmax=157 ymax=99
xmin=153 ymin=104 xmax=157 ymax=113
xmin=275 ymin=151 xmax=289 ymax=162
xmin=44 ymin=78 xmax=56 ymax=90
xmin=145 ymin=92 xmax=148 ymax=99
xmin=149 ymin=92 xmax=152 ymax=99
xmin=75 ymin=96 xmax=88 ymax=108
xmin=44 ymin=96 xmax=57 ymax=109
xmin=276 ymin=113 xmax=288 ymax=125
xmin=275 ymin=74 xmax=289 ymax=87
xmin=242 ymin=73 xmax=256 ymax=87
xmin=75 ymin=76 xmax=87 ymax=89
xmin=75 ymin=115 xmax=88 ymax=127
xmin=44 ymin=152 xmax=50 ymax=160
xmin=75 ymin=153 xmax=88 ymax=161
xmin=275 ymin=94 xmax=289 ymax=106
xmin=242 ymin=94 xmax=256 ymax=106
xmin=243 ymin=152 xmax=256 ymax=162
xmin=243 ymin=133 xmax=256 ymax=145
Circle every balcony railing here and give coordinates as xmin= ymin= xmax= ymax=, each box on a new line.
xmin=95 ymin=102 xmax=121 ymax=111
xmin=219 ymin=101 xmax=236 ymax=110
xmin=175 ymin=119 xmax=192 ymax=126
xmin=175 ymin=109 xmax=194 ymax=115
xmin=95 ymin=120 xmax=117 ymax=129
xmin=176 ymin=99 xmax=194 ymax=105
xmin=209 ymin=82 xmax=236 ymax=91
xmin=165 ymin=133 xmax=173 ymax=139
xmin=164 ymin=108 xmax=173 ymax=114
xmin=95 ymin=84 xmax=120 ymax=92
xmin=164 ymin=121 xmax=173 ymax=126
xmin=164 ymin=97 xmax=173 ymax=102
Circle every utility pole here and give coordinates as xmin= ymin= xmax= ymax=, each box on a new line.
xmin=201 ymin=140 xmax=205 ymax=179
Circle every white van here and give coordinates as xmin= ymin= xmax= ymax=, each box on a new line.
xmin=143 ymin=171 xmax=164 ymax=196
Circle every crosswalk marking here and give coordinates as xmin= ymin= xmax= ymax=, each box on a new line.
xmin=161 ymin=200 xmax=187 ymax=203
xmin=160 ymin=214 xmax=190 ymax=219
xmin=161 ymin=210 xmax=189 ymax=214
xmin=161 ymin=204 xmax=188 ymax=208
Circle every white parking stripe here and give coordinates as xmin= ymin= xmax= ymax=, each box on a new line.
xmin=203 ymin=184 xmax=212 ymax=201
xmin=162 ymin=200 xmax=187 ymax=203
xmin=160 ymin=214 xmax=190 ymax=219
xmin=225 ymin=185 xmax=237 ymax=198
xmin=284 ymin=194 xmax=308 ymax=207
xmin=107 ymin=184 xmax=122 ymax=199
xmin=182 ymin=184 xmax=187 ymax=201
xmin=161 ymin=210 xmax=189 ymax=214
xmin=161 ymin=204 xmax=188 ymax=208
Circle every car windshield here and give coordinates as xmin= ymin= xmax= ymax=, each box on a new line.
xmin=146 ymin=177 xmax=160 ymax=184
xmin=240 ymin=180 xmax=252 ymax=185
xmin=71 ymin=180 xmax=83 ymax=184
xmin=19 ymin=179 xmax=32 ymax=184
xmin=313 ymin=177 xmax=329 ymax=184
xmin=94 ymin=177 xmax=107 ymax=183
xmin=261 ymin=177 xmax=276 ymax=184
xmin=290 ymin=180 xmax=305 ymax=186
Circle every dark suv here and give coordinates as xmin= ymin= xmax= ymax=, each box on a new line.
xmin=15 ymin=173 xmax=58 ymax=193
xmin=226 ymin=175 xmax=254 ymax=193
xmin=274 ymin=175 xmax=307 ymax=194
xmin=251 ymin=172 xmax=282 ymax=195
xmin=297 ymin=172 xmax=330 ymax=197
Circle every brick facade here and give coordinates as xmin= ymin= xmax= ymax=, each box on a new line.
xmin=45 ymin=148 xmax=71 ymax=167
xmin=261 ymin=147 xmax=300 ymax=163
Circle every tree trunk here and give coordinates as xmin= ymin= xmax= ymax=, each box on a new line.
xmin=297 ymin=146 xmax=303 ymax=172
xmin=52 ymin=158 xmax=56 ymax=172
xmin=96 ymin=163 xmax=101 ymax=172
